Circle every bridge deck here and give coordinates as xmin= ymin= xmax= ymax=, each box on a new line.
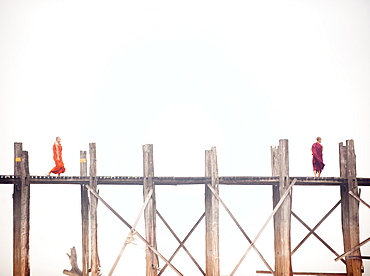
xmin=0 ymin=175 xmax=369 ymax=186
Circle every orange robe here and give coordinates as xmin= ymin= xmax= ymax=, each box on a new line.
xmin=50 ymin=142 xmax=66 ymax=174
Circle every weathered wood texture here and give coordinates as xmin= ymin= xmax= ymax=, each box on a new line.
xmin=143 ymin=144 xmax=159 ymax=276
xmin=13 ymin=143 xmax=30 ymax=276
xmin=205 ymin=147 xmax=220 ymax=276
xmin=272 ymin=139 xmax=293 ymax=276
xmin=63 ymin=246 xmax=82 ymax=276
xmin=89 ymin=143 xmax=100 ymax=276
xmin=80 ymin=150 xmax=90 ymax=276
xmin=339 ymin=141 xmax=362 ymax=276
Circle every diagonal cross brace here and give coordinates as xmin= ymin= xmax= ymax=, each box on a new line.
xmin=349 ymin=191 xmax=370 ymax=209
xmin=206 ymin=184 xmax=274 ymax=275
xmin=108 ymin=189 xmax=153 ymax=276
xmin=291 ymin=210 xmax=345 ymax=265
xmin=291 ymin=199 xmax=342 ymax=257
xmin=157 ymin=211 xmax=206 ymax=276
xmin=230 ymin=178 xmax=297 ymax=276
xmin=335 ymin=237 xmax=370 ymax=262
xmin=84 ymin=184 xmax=184 ymax=276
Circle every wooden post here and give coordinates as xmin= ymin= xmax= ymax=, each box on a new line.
xmin=13 ymin=143 xmax=30 ymax=276
xmin=80 ymin=150 xmax=90 ymax=276
xmin=89 ymin=143 xmax=100 ymax=276
xmin=205 ymin=147 xmax=220 ymax=276
xmin=339 ymin=140 xmax=362 ymax=276
xmin=271 ymin=140 xmax=292 ymax=276
xmin=143 ymin=144 xmax=159 ymax=276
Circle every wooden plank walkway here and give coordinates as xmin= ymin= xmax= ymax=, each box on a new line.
xmin=1 ymin=175 xmax=369 ymax=186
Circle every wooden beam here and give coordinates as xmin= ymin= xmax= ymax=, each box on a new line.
xmin=13 ymin=143 xmax=22 ymax=276
xmin=256 ymin=271 xmax=347 ymax=276
xmin=273 ymin=139 xmax=293 ymax=276
xmin=349 ymin=190 xmax=370 ymax=209
xmin=271 ymin=146 xmax=280 ymax=276
xmin=13 ymin=144 xmax=31 ymax=276
xmin=347 ymin=256 xmax=370 ymax=260
xmin=143 ymin=144 xmax=159 ymax=276
xmin=339 ymin=140 xmax=362 ymax=276
xmin=80 ymin=150 xmax=89 ymax=276
xmin=205 ymin=147 xmax=220 ymax=276
xmin=89 ymin=143 xmax=100 ymax=276
xmin=3 ymin=175 xmax=368 ymax=186
xmin=335 ymin=237 xmax=370 ymax=262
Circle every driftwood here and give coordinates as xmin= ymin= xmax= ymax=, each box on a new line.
xmin=63 ymin=247 xmax=82 ymax=276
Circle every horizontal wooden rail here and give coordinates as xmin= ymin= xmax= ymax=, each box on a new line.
xmin=1 ymin=175 xmax=369 ymax=186
xmin=256 ymin=271 xmax=347 ymax=276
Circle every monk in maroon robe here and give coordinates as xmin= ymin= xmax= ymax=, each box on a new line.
xmin=48 ymin=136 xmax=66 ymax=176
xmin=312 ymin=137 xmax=324 ymax=177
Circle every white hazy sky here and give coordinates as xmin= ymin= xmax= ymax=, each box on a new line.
xmin=1 ymin=1 xmax=370 ymax=275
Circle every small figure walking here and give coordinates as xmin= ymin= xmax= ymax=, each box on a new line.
xmin=312 ymin=137 xmax=324 ymax=177
xmin=48 ymin=136 xmax=66 ymax=176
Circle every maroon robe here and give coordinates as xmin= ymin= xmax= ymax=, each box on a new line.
xmin=312 ymin=142 xmax=324 ymax=172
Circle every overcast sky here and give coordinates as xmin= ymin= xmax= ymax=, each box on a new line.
xmin=1 ymin=0 xmax=370 ymax=275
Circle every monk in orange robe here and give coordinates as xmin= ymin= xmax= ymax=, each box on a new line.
xmin=48 ymin=136 xmax=66 ymax=176
xmin=312 ymin=136 xmax=324 ymax=177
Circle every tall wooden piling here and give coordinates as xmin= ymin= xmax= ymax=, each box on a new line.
xmin=13 ymin=143 xmax=30 ymax=276
xmin=271 ymin=139 xmax=292 ymax=276
xmin=205 ymin=147 xmax=220 ymax=276
xmin=143 ymin=144 xmax=159 ymax=276
xmin=80 ymin=150 xmax=90 ymax=276
xmin=339 ymin=140 xmax=362 ymax=276
xmin=89 ymin=143 xmax=100 ymax=276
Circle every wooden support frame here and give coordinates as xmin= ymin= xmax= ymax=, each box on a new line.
xmin=80 ymin=150 xmax=90 ymax=276
xmin=206 ymin=184 xmax=274 ymax=274
xmin=205 ymin=147 xmax=220 ymax=276
xmin=89 ymin=143 xmax=100 ymax=276
xmin=231 ymin=178 xmax=297 ymax=276
xmin=4 ymin=139 xmax=369 ymax=276
xmin=84 ymin=184 xmax=183 ymax=276
xmin=143 ymin=144 xmax=159 ymax=275
xmin=13 ymin=143 xmax=30 ymax=276
xmin=339 ymin=140 xmax=362 ymax=276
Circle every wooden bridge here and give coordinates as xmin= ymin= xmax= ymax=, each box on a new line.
xmin=1 ymin=139 xmax=370 ymax=276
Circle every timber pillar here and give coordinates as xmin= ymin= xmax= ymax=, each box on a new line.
xmin=339 ymin=140 xmax=363 ymax=276
xmin=80 ymin=150 xmax=90 ymax=276
xmin=89 ymin=143 xmax=100 ymax=276
xmin=205 ymin=147 xmax=220 ymax=276
xmin=13 ymin=142 xmax=30 ymax=276
xmin=143 ymin=144 xmax=159 ymax=276
xmin=271 ymin=139 xmax=293 ymax=276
